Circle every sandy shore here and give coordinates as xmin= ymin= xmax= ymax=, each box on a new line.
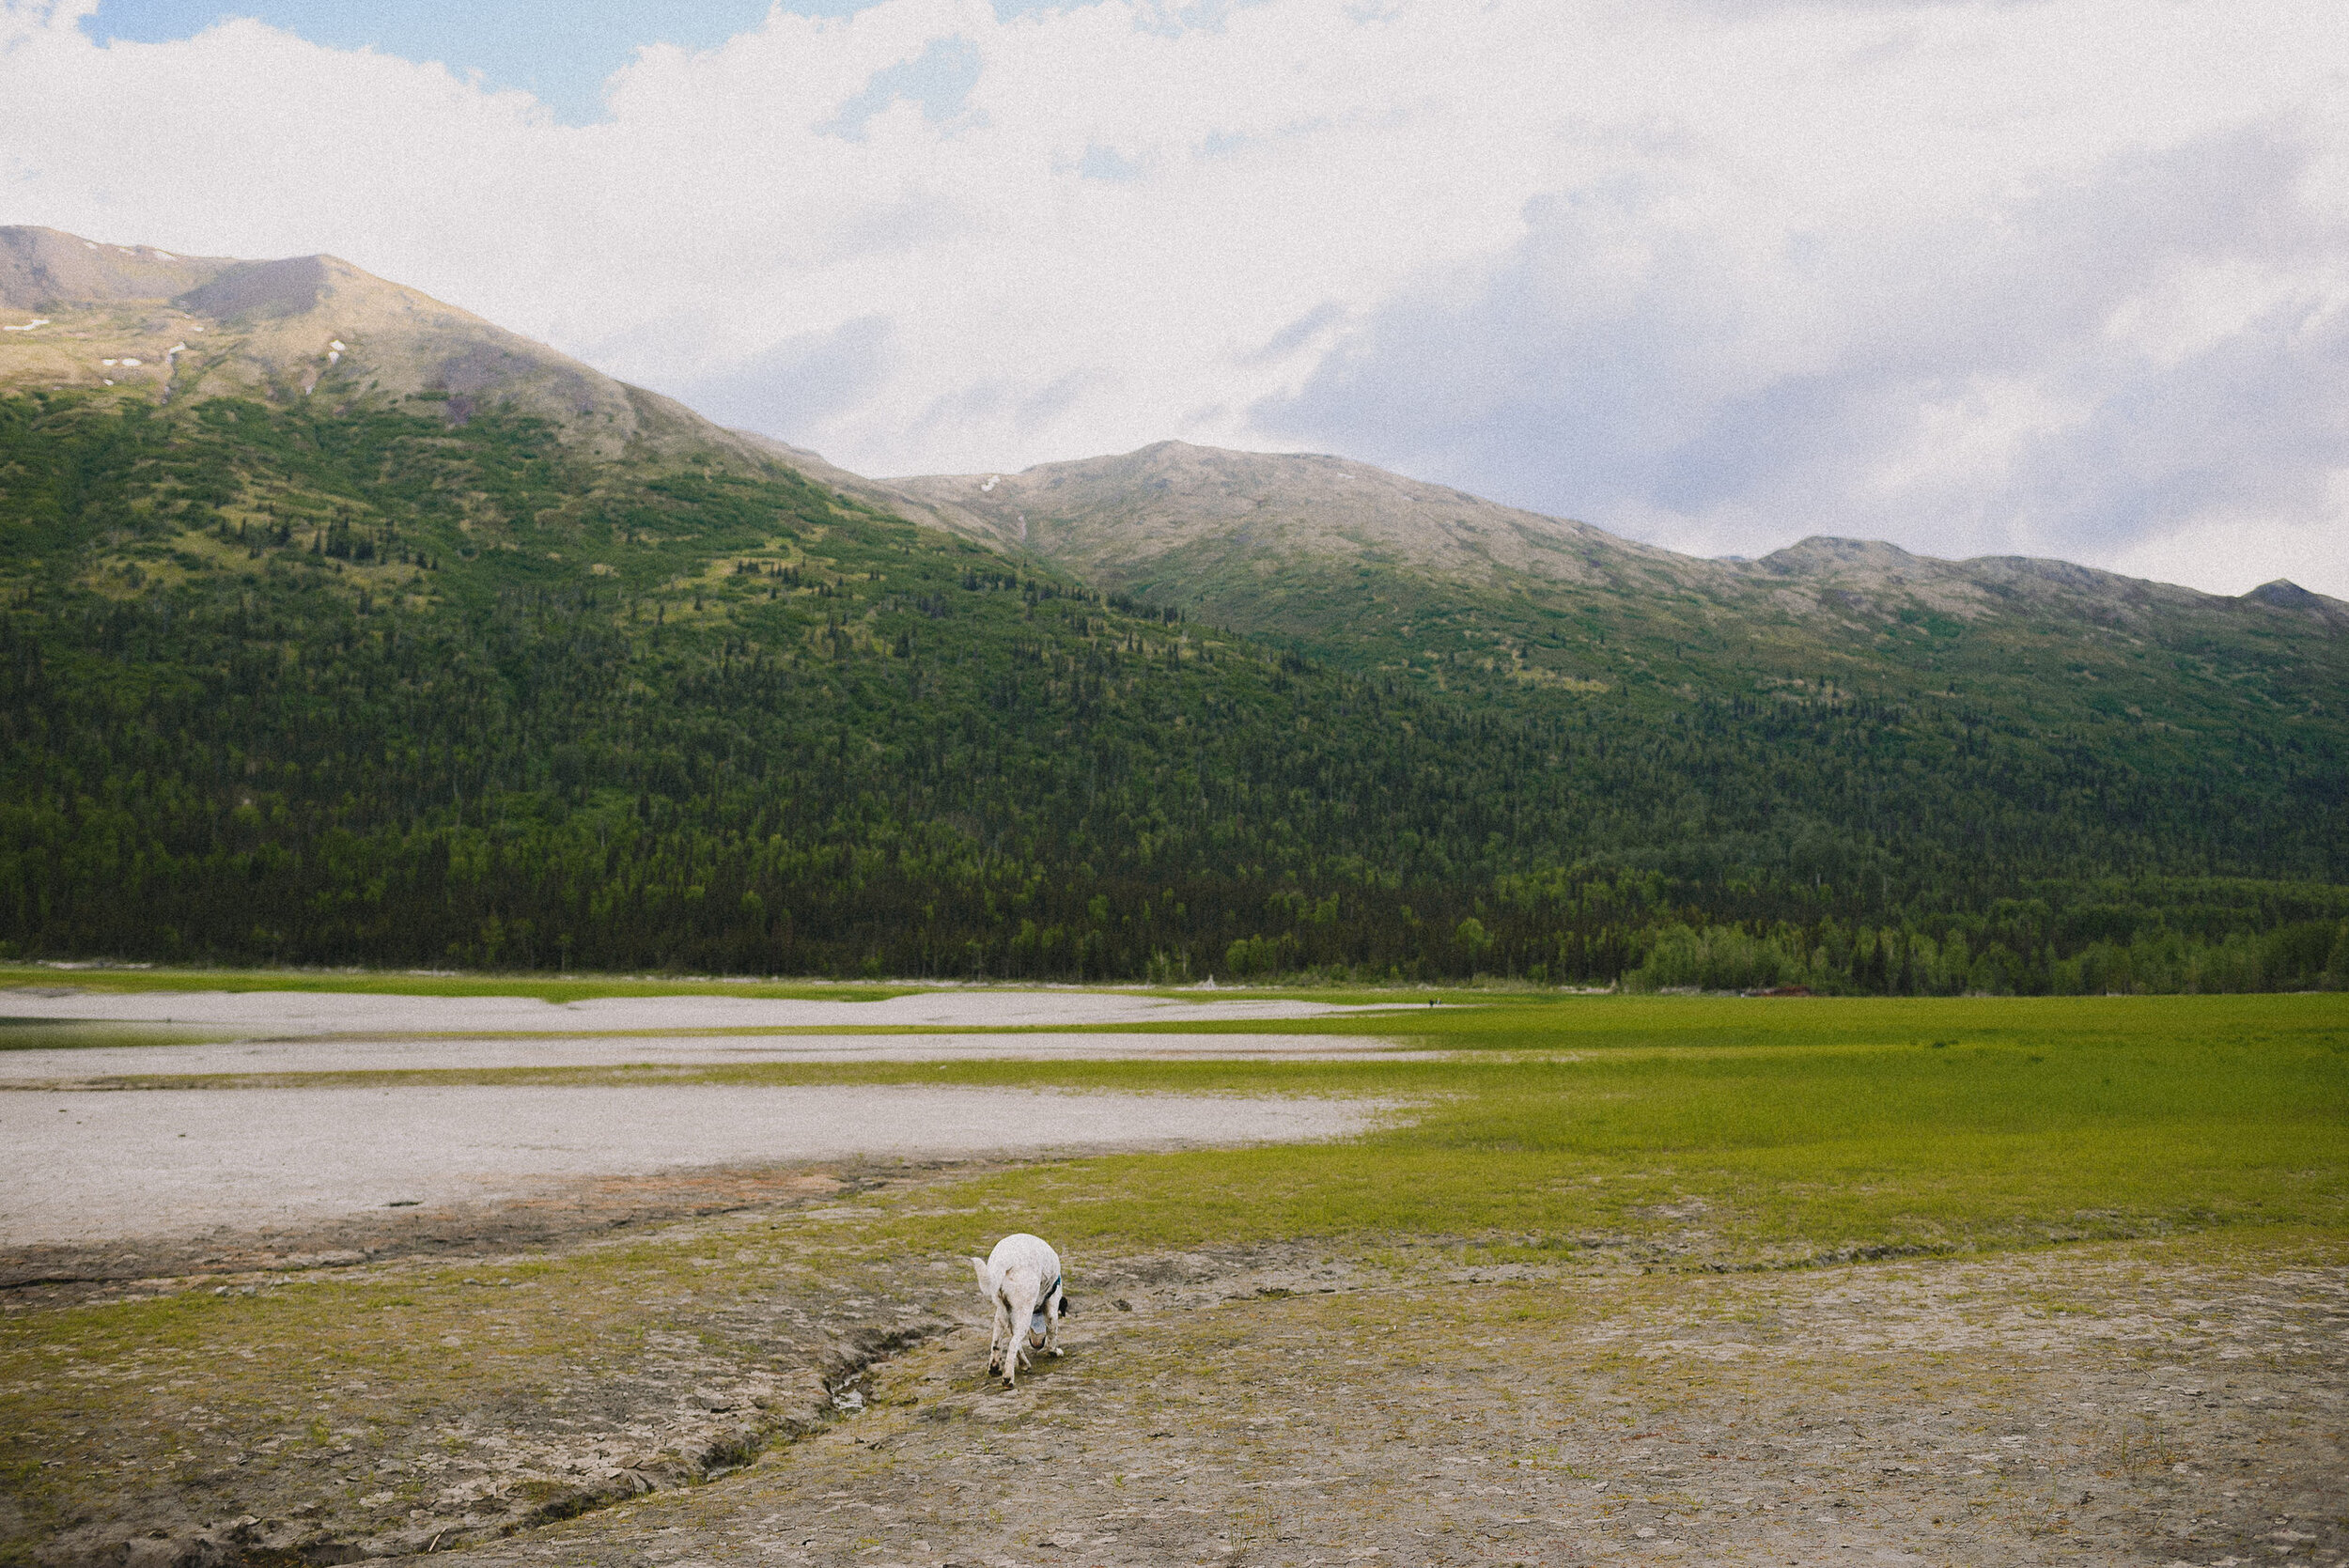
xmin=0 ymin=985 xmax=1424 ymax=1035
xmin=0 ymin=1082 xmax=1385 ymax=1246
xmin=0 ymin=1030 xmax=1413 ymax=1080
xmin=0 ymin=986 xmax=1408 ymax=1250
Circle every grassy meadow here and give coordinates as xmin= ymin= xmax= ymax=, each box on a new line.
xmin=762 ymin=991 xmax=2349 ymax=1265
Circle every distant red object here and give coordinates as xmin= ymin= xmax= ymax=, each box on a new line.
xmin=1742 ymin=985 xmax=1816 ymax=998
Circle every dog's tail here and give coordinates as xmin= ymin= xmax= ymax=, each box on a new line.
xmin=969 ymin=1256 xmax=994 ymax=1292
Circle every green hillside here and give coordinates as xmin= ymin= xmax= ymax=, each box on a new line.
xmin=1109 ymin=531 xmax=2349 ymax=758
xmin=897 ymin=443 xmax=2349 ymax=744
xmin=2 ymin=388 xmax=2344 ymax=991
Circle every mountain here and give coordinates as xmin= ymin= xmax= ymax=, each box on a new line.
xmin=0 ymin=225 xmax=769 ymax=465
xmin=893 ymin=437 xmax=2343 ymax=632
xmin=892 ymin=440 xmax=2348 ymax=741
xmin=2 ymin=232 xmax=2344 ymax=992
xmin=888 ymin=439 xmax=1708 ymax=592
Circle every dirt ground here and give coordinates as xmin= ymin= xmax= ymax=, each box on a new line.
xmin=0 ymin=1158 xmax=926 ymax=1298
xmin=436 ymin=1237 xmax=2349 ymax=1568
xmin=8 ymin=1178 xmax=2341 ymax=1568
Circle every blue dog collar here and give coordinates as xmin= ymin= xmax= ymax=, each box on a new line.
xmin=1028 ymin=1275 xmax=1062 ymax=1334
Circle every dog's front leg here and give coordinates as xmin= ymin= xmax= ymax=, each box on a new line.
xmin=1043 ymin=1285 xmax=1065 ymax=1357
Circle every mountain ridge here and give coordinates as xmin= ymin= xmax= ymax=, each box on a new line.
xmin=2 ymin=227 xmax=2344 ymax=987
xmin=878 ymin=439 xmax=2344 ymax=749
xmin=0 ymin=225 xmax=774 ymax=467
xmin=10 ymin=224 xmax=2335 ymax=762
xmin=889 ymin=437 xmax=2341 ymax=629
xmin=887 ymin=437 xmax=1721 ymax=596
xmin=9 ymin=225 xmax=2330 ymax=629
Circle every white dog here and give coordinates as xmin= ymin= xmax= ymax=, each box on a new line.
xmin=969 ymin=1233 xmax=1067 ymax=1387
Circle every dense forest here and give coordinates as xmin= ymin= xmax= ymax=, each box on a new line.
xmin=3 ymin=389 xmax=2344 ymax=990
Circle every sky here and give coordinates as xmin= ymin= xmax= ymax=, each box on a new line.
xmin=7 ymin=0 xmax=2346 ymax=597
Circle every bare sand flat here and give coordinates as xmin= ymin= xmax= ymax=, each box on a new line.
xmin=0 ymin=1030 xmax=1412 ymax=1080
xmin=0 ymin=1083 xmax=1385 ymax=1247
xmin=0 ymin=985 xmax=1420 ymax=1035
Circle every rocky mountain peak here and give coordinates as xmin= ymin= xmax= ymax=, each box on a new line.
xmin=0 ymin=225 xmax=240 ymax=310
xmin=1755 ymin=536 xmax=1929 ymax=573
xmin=2242 ymin=578 xmax=2349 ymax=625
xmin=0 ymin=226 xmax=770 ymax=468
xmin=886 ymin=440 xmax=1707 ymax=596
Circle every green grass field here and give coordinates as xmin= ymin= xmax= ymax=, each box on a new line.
xmin=779 ymin=992 xmax=2349 ymax=1265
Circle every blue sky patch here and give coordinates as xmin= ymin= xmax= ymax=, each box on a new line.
xmin=82 ymin=0 xmax=1073 ymax=125
xmin=820 ymin=36 xmax=984 ymax=141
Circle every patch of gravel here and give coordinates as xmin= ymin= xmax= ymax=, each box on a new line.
xmin=0 ymin=1084 xmax=1388 ymax=1248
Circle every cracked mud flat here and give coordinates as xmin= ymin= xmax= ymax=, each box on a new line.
xmin=431 ymin=1238 xmax=2348 ymax=1568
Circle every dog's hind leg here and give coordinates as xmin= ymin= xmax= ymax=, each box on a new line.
xmin=1001 ymin=1274 xmax=1040 ymax=1387
xmin=1007 ymin=1308 xmax=1034 ymax=1381
xmin=972 ymin=1256 xmax=1009 ymax=1375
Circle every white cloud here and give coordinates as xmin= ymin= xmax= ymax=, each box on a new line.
xmin=3 ymin=0 xmax=2344 ymax=595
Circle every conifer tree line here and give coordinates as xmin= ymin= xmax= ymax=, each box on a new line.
xmin=2 ymin=391 xmax=2343 ymax=990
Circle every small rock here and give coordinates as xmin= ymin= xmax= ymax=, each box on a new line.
xmin=691 ymin=1389 xmax=736 ymax=1412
